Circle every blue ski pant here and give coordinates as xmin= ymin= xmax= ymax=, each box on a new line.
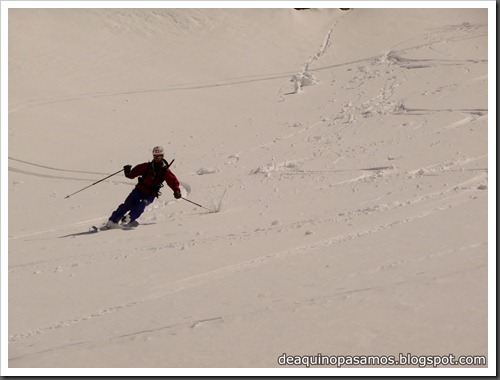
xmin=109 ymin=188 xmax=154 ymax=223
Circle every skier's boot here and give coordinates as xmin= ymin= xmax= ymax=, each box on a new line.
xmin=123 ymin=220 xmax=139 ymax=228
xmin=105 ymin=219 xmax=121 ymax=229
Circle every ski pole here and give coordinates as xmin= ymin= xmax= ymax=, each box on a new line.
xmin=182 ymin=197 xmax=214 ymax=212
xmin=168 ymin=159 xmax=213 ymax=212
xmin=65 ymin=168 xmax=124 ymax=199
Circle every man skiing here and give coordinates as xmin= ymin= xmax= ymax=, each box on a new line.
xmin=106 ymin=146 xmax=182 ymax=228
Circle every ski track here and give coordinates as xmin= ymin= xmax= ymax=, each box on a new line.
xmin=8 ymin=17 xmax=486 ymax=116
xmin=7 ymin=72 xmax=299 ymax=114
xmin=8 ymin=158 xmax=189 ymax=191
xmin=226 ymin=23 xmax=487 ymax=172
xmin=10 ymin=61 xmax=486 ymax=242
xmin=8 ymin=18 xmax=487 ymax=185
xmin=8 ymin=157 xmax=109 ymax=175
xmin=8 ymin=13 xmax=488 ymax=363
xmin=10 ymin=262 xmax=487 ymax=364
xmin=8 ymin=167 xmax=487 ymax=345
xmin=8 ymin=152 xmax=487 ymax=274
xmin=8 ymin=177 xmax=192 ymax=241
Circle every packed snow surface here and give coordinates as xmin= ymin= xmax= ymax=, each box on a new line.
xmin=5 ymin=5 xmax=492 ymax=375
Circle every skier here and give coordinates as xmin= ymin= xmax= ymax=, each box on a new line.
xmin=106 ymin=146 xmax=182 ymax=228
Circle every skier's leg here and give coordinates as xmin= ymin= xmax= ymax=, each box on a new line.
xmin=109 ymin=189 xmax=142 ymax=222
xmin=129 ymin=194 xmax=155 ymax=222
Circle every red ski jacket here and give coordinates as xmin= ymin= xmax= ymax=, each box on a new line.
xmin=126 ymin=160 xmax=180 ymax=197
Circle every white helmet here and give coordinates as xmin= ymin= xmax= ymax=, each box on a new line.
xmin=152 ymin=146 xmax=164 ymax=156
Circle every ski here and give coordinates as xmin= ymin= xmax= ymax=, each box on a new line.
xmin=60 ymin=224 xmax=135 ymax=238
xmin=91 ymin=223 xmax=137 ymax=232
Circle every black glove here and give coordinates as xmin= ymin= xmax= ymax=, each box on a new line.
xmin=123 ymin=165 xmax=132 ymax=176
xmin=173 ymin=190 xmax=182 ymax=199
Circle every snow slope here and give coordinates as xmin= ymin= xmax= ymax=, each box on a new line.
xmin=3 ymin=3 xmax=494 ymax=375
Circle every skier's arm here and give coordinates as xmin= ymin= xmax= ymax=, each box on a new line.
xmin=164 ymin=169 xmax=181 ymax=193
xmin=126 ymin=163 xmax=148 ymax=179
